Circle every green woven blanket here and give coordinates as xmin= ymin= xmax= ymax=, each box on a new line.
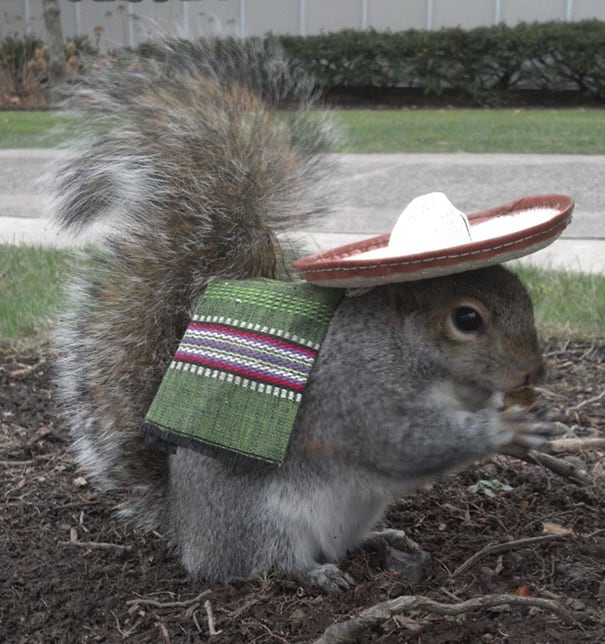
xmin=143 ymin=279 xmax=344 ymax=465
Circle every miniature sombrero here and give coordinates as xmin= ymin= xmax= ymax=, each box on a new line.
xmin=292 ymin=192 xmax=574 ymax=288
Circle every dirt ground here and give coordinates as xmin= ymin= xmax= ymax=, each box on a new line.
xmin=1 ymin=339 xmax=604 ymax=643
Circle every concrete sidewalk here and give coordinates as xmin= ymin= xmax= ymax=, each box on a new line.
xmin=1 ymin=149 xmax=603 ymax=274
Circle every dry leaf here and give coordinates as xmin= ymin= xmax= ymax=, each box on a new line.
xmin=542 ymin=521 xmax=574 ymax=537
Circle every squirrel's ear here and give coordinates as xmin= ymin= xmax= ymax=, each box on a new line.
xmin=381 ymin=283 xmax=421 ymax=315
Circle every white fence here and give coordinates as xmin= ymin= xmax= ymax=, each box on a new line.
xmin=2 ymin=0 xmax=605 ymax=52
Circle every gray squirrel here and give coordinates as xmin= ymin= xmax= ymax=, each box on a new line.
xmin=53 ymin=39 xmax=555 ymax=591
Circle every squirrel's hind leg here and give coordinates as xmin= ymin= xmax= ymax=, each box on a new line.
xmin=363 ymin=529 xmax=431 ymax=585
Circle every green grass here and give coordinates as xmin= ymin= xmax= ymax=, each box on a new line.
xmin=0 ymin=245 xmax=72 ymax=350
xmin=515 ymin=265 xmax=605 ymax=339
xmin=0 ymin=111 xmax=85 ymax=148
xmin=331 ymin=108 xmax=605 ymax=154
xmin=1 ymin=108 xmax=605 ymax=153
xmin=0 ymin=246 xmax=602 ymax=350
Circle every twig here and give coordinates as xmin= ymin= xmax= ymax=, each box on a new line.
xmin=157 ymin=621 xmax=171 ymax=643
xmin=585 ymin=528 xmax=605 ymax=538
xmin=449 ymin=534 xmax=566 ymax=580
xmin=204 ymin=599 xmax=222 ymax=636
xmin=228 ymin=597 xmax=260 ymax=620
xmin=0 ymin=459 xmax=35 ymax=466
xmin=314 ymin=593 xmax=580 ymax=643
xmin=0 ymin=454 xmax=58 ymax=465
xmin=439 ymin=586 xmax=463 ymax=602
xmin=192 ymin=609 xmax=203 ymax=633
xmin=255 ymin=621 xmax=290 ymax=644
xmin=111 ymin=610 xmax=139 ymax=638
xmin=549 ymin=437 xmax=605 ymax=453
xmin=4 ymin=499 xmax=101 ymax=509
xmin=524 ymin=450 xmax=593 ymax=486
xmin=566 ymin=390 xmax=605 ymax=414
xmin=8 ymin=357 xmax=46 ymax=379
xmin=126 ymin=589 xmax=211 ymax=609
xmin=54 ymin=499 xmax=104 ymax=509
xmin=58 ymin=539 xmax=132 ymax=553
xmin=25 ymin=426 xmax=54 ymax=447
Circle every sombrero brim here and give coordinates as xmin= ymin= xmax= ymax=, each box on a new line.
xmin=292 ymin=194 xmax=574 ymax=288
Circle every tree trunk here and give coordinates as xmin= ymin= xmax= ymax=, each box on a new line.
xmin=42 ymin=0 xmax=66 ymax=105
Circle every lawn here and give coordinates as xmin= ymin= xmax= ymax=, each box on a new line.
xmin=331 ymin=108 xmax=605 ymax=154
xmin=0 ymin=245 xmax=73 ymax=350
xmin=0 ymin=111 xmax=85 ymax=148
xmin=0 ymin=245 xmax=603 ymax=350
xmin=2 ymin=108 xmax=605 ymax=154
xmin=514 ymin=265 xmax=605 ymax=338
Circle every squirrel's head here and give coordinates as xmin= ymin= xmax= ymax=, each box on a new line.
xmin=385 ymin=265 xmax=545 ymax=396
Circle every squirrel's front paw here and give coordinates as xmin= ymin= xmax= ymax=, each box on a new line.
xmin=498 ymin=411 xmax=562 ymax=458
xmin=296 ymin=563 xmax=354 ymax=593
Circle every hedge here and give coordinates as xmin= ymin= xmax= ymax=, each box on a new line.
xmin=0 ymin=33 xmax=97 ymax=102
xmin=277 ymin=21 xmax=605 ymax=104
xmin=3 ymin=21 xmax=604 ymax=106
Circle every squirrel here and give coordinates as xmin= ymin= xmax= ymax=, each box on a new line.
xmin=52 ymin=39 xmax=555 ymax=592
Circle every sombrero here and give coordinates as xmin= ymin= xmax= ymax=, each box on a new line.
xmin=293 ymin=192 xmax=574 ymax=288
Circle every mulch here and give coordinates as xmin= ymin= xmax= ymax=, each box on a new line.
xmin=1 ymin=339 xmax=603 ymax=643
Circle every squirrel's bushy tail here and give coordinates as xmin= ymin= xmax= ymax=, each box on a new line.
xmin=52 ymin=39 xmax=336 ymax=529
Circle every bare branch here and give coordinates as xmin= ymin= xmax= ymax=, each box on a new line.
xmin=450 ymin=534 xmax=567 ymax=579
xmin=8 ymin=358 xmax=46 ymax=379
xmin=314 ymin=593 xmax=580 ymax=644
xmin=58 ymin=540 xmax=132 ymax=553
xmin=549 ymin=437 xmax=605 ymax=453
xmin=126 ymin=590 xmax=211 ymax=609
xmin=524 ymin=450 xmax=593 ymax=486
xmin=566 ymin=390 xmax=605 ymax=414
xmin=204 ymin=599 xmax=222 ymax=636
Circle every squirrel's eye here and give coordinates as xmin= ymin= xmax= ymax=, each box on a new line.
xmin=452 ymin=306 xmax=483 ymax=333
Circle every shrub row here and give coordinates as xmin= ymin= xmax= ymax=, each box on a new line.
xmin=2 ymin=21 xmax=604 ymax=106
xmin=277 ymin=21 xmax=605 ymax=104
xmin=0 ymin=34 xmax=95 ymax=101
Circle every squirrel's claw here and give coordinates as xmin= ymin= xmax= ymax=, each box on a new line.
xmin=499 ymin=413 xmax=564 ymax=457
xmin=296 ymin=563 xmax=355 ymax=593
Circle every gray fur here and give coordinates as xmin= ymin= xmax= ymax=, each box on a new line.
xmin=53 ymin=40 xmax=552 ymax=589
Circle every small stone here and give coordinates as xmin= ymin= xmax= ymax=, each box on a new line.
xmin=566 ymin=598 xmax=586 ymax=611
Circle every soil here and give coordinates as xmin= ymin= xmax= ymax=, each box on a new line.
xmin=1 ymin=340 xmax=604 ymax=643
